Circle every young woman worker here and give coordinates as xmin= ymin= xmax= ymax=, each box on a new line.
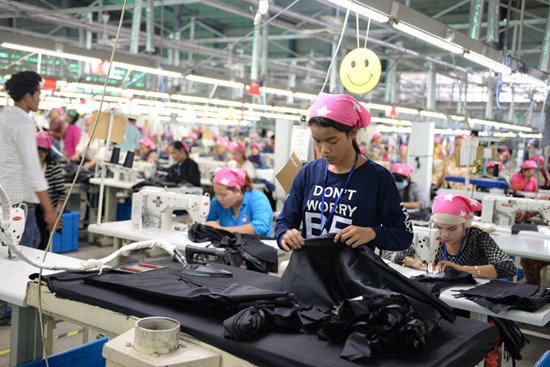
xmin=206 ymin=167 xmax=273 ymax=237
xmin=275 ymin=93 xmax=413 ymax=252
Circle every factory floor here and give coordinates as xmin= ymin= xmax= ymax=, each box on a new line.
xmin=0 ymin=238 xmax=549 ymax=367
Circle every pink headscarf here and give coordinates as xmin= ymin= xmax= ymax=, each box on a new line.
xmin=140 ymin=137 xmax=156 ymax=150
xmin=308 ymin=93 xmax=371 ymax=129
xmin=216 ymin=137 xmax=230 ymax=147
xmin=522 ymin=160 xmax=537 ymax=170
xmin=213 ymin=167 xmax=247 ymax=188
xmin=229 ymin=142 xmax=246 ymax=153
xmin=36 ymin=131 xmax=53 ymax=150
xmin=455 ymin=134 xmax=470 ymax=141
xmin=389 ymin=163 xmax=413 ymax=177
xmin=484 ymin=161 xmax=504 ymax=171
xmin=530 ymin=155 xmax=544 ymax=164
xmin=371 ymin=132 xmax=382 ymax=141
xmin=251 ymin=142 xmax=263 ymax=151
xmin=432 ymin=194 xmax=482 ymax=225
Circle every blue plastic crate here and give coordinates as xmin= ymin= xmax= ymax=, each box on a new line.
xmin=116 ymin=201 xmax=132 ymax=221
xmin=18 ymin=337 xmax=107 ymax=367
xmin=535 ymin=350 xmax=550 ymax=367
xmin=52 ymin=211 xmax=80 ymax=253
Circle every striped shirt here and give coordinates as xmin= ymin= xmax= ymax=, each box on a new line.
xmin=0 ymin=106 xmax=48 ymax=204
xmin=43 ymin=158 xmax=67 ymax=206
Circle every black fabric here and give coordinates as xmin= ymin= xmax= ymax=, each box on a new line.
xmin=410 ymin=268 xmax=477 ymax=295
xmin=42 ymin=261 xmax=496 ymax=367
xmin=489 ymin=317 xmax=529 ymax=363
xmin=454 ymin=279 xmax=550 ymax=313
xmin=223 ymin=307 xmax=267 ymax=340
xmin=279 ymin=235 xmax=456 ymax=323
xmin=510 ymin=222 xmax=539 ymax=235
xmin=188 ymin=223 xmax=277 ymax=273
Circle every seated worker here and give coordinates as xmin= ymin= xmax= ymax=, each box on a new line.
xmin=510 ymin=160 xmax=538 ymax=192
xmin=478 ymin=160 xmax=509 ymax=192
xmin=249 ymin=142 xmax=267 ymax=169
xmin=531 ymin=154 xmax=550 ymax=189
xmin=275 ymin=93 xmax=413 ymax=253
xmin=166 ymin=141 xmax=201 ymax=187
xmin=387 ymin=194 xmax=516 ymax=278
xmin=139 ymin=136 xmax=158 ymax=164
xmin=205 ymin=167 xmax=273 ymax=237
xmin=214 ymin=137 xmax=230 ymax=162
xmin=389 ymin=163 xmax=429 ymax=220
xmin=229 ymin=141 xmax=256 ymax=179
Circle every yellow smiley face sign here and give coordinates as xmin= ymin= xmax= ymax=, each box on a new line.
xmin=339 ymin=48 xmax=381 ymax=94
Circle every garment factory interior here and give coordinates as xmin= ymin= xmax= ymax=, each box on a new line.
xmin=1 ymin=0 xmax=550 ymax=366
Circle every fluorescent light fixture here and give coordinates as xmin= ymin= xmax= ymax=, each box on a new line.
xmin=325 ymin=0 xmax=389 ymax=23
xmin=419 ymin=110 xmax=447 ymax=119
xmin=449 ymin=114 xmax=466 ymax=121
xmin=392 ymin=23 xmax=463 ymax=54
xmin=293 ymin=92 xmax=316 ymax=100
xmin=185 ymin=75 xmax=244 ymax=89
xmin=494 ymin=132 xmax=516 ymax=138
xmin=260 ymin=87 xmax=294 ymax=97
xmin=170 ymin=94 xmax=209 ymax=104
xmin=463 ymin=52 xmax=511 ymax=75
xmin=112 ymin=61 xmax=182 ymax=78
xmin=435 ymin=128 xmax=470 ymax=135
xmin=468 ymin=118 xmax=532 ymax=132
xmin=394 ymin=107 xmax=419 ymax=115
xmin=512 ymin=73 xmax=547 ymax=89
xmin=519 ymin=132 xmax=542 ymax=139
xmin=376 ymin=125 xmax=412 ymax=133
xmin=364 ymin=103 xmax=390 ymax=111
xmin=371 ymin=117 xmax=412 ymax=126
xmin=0 ymin=42 xmax=102 ymax=63
xmin=209 ymin=99 xmax=243 ymax=107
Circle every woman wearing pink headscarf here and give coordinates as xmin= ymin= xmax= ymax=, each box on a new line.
xmin=275 ymin=93 xmax=413 ymax=252
xmin=510 ymin=160 xmax=538 ymax=192
xmin=389 ymin=163 xmax=429 ymax=217
xmin=139 ymin=136 xmax=158 ymax=164
xmin=530 ymin=155 xmax=550 ymax=188
xmin=206 ymin=167 xmax=273 ymax=236
xmin=229 ymin=141 xmax=256 ymax=179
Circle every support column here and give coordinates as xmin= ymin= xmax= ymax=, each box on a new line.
xmin=130 ymin=0 xmax=143 ymax=54
xmin=409 ymin=122 xmax=435 ymax=202
xmin=274 ymin=119 xmax=293 ymax=210
xmin=426 ymin=62 xmax=436 ymax=110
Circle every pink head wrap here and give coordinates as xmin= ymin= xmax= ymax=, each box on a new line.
xmin=434 ymin=135 xmax=442 ymax=144
xmin=522 ymin=160 xmax=537 ymax=170
xmin=371 ymin=132 xmax=382 ymax=141
xmin=140 ymin=137 xmax=156 ymax=150
xmin=250 ymin=132 xmax=259 ymax=139
xmin=216 ymin=137 xmax=230 ymax=147
xmin=455 ymin=134 xmax=470 ymax=141
xmin=389 ymin=163 xmax=413 ymax=177
xmin=230 ymin=142 xmax=246 ymax=153
xmin=484 ymin=161 xmax=504 ymax=171
xmin=213 ymin=167 xmax=247 ymax=188
xmin=36 ymin=131 xmax=52 ymax=150
xmin=432 ymin=194 xmax=482 ymax=225
xmin=530 ymin=155 xmax=544 ymax=164
xmin=251 ymin=142 xmax=263 ymax=151
xmin=501 ymin=150 xmax=510 ymax=159
xmin=308 ymin=93 xmax=371 ymax=129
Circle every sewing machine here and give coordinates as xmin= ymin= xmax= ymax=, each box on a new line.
xmin=411 ymin=226 xmax=440 ymax=264
xmin=105 ymin=162 xmax=139 ymax=182
xmin=481 ymin=195 xmax=550 ymax=225
xmin=131 ymin=189 xmax=210 ymax=230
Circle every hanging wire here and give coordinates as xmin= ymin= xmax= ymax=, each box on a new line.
xmin=320 ymin=7 xmax=351 ymax=93
xmin=364 ymin=17 xmax=372 ymax=48
xmin=356 ymin=11 xmax=360 ymax=49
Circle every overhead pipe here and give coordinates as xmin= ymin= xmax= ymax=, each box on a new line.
xmin=537 ymin=6 xmax=550 ymax=72
xmin=426 ymin=62 xmax=436 ymax=110
xmin=486 ymin=0 xmax=500 ymax=44
xmin=468 ymin=0 xmax=485 ymax=40
xmin=145 ymin=0 xmax=155 ymax=53
xmin=130 ymin=0 xmax=143 ymax=54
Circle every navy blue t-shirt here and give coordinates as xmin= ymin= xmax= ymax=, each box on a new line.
xmin=275 ymin=158 xmax=413 ymax=251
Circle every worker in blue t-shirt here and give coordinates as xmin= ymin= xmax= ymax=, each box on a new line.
xmin=275 ymin=93 xmax=413 ymax=252
xmin=206 ymin=167 xmax=273 ymax=237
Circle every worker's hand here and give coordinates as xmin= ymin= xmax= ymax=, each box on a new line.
xmin=429 ymin=260 xmax=457 ymax=273
xmin=280 ymin=228 xmax=304 ymax=252
xmin=204 ymin=221 xmax=220 ymax=229
xmin=403 ymin=256 xmax=427 ymax=271
xmin=334 ymin=226 xmax=375 ymax=248
xmin=44 ymin=209 xmax=60 ymax=232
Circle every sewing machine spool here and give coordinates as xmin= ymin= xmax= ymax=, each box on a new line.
xmin=133 ymin=317 xmax=180 ymax=355
xmin=123 ymin=151 xmax=135 ymax=169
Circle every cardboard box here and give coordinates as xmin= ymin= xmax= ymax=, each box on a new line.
xmin=275 ymin=152 xmax=302 ymax=195
xmin=90 ymin=111 xmax=127 ymax=143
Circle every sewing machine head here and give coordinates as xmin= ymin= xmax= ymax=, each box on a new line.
xmin=481 ymin=195 xmax=550 ymax=226
xmin=412 ymin=227 xmax=439 ymax=264
xmin=131 ymin=189 xmax=210 ymax=230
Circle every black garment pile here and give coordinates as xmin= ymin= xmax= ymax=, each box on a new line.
xmin=410 ymin=268 xmax=477 ymax=295
xmin=276 ymin=235 xmax=455 ymax=360
xmin=188 ymin=223 xmax=278 ymax=273
xmin=454 ymin=279 xmax=550 ymax=313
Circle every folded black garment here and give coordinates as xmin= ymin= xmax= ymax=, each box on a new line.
xmin=318 ymin=295 xmax=434 ymax=360
xmin=510 ymin=222 xmax=538 ymax=235
xmin=411 ymin=268 xmax=477 ymax=295
xmin=188 ymin=223 xmax=277 ymax=273
xmin=489 ymin=317 xmax=529 ymax=362
xmin=454 ymin=279 xmax=550 ymax=313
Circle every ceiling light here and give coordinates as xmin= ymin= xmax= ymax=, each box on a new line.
xmin=519 ymin=133 xmax=542 ymax=139
xmin=511 ymin=73 xmax=547 ymax=89
xmin=112 ymin=61 xmax=182 ymax=78
xmin=185 ymin=75 xmax=244 ymax=89
xmin=293 ymin=92 xmax=317 ymax=100
xmin=170 ymin=94 xmax=209 ymax=104
xmin=468 ymin=118 xmax=532 ymax=132
xmin=392 ymin=23 xmax=463 ymax=54
xmin=394 ymin=107 xmax=419 ymax=115
xmin=419 ymin=110 xmax=447 ymax=119
xmin=325 ymin=0 xmax=389 ymax=23
xmin=463 ymin=52 xmax=511 ymax=75
xmin=1 ymin=42 xmax=102 ymax=63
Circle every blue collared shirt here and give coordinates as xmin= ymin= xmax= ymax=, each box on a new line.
xmin=207 ymin=189 xmax=273 ymax=237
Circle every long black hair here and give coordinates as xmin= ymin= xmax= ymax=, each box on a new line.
xmin=308 ymin=116 xmax=361 ymax=154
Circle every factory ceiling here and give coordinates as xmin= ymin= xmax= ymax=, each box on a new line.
xmin=0 ymin=0 xmax=549 ymax=131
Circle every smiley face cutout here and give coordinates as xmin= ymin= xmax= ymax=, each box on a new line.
xmin=339 ymin=48 xmax=381 ymax=94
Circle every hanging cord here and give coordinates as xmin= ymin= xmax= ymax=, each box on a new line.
xmin=355 ymin=11 xmax=360 ymax=49
xmin=363 ymin=17 xmax=371 ymax=48
xmin=320 ymin=6 xmax=351 ymax=93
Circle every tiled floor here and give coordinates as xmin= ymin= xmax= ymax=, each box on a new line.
xmin=0 ymin=239 xmax=548 ymax=367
